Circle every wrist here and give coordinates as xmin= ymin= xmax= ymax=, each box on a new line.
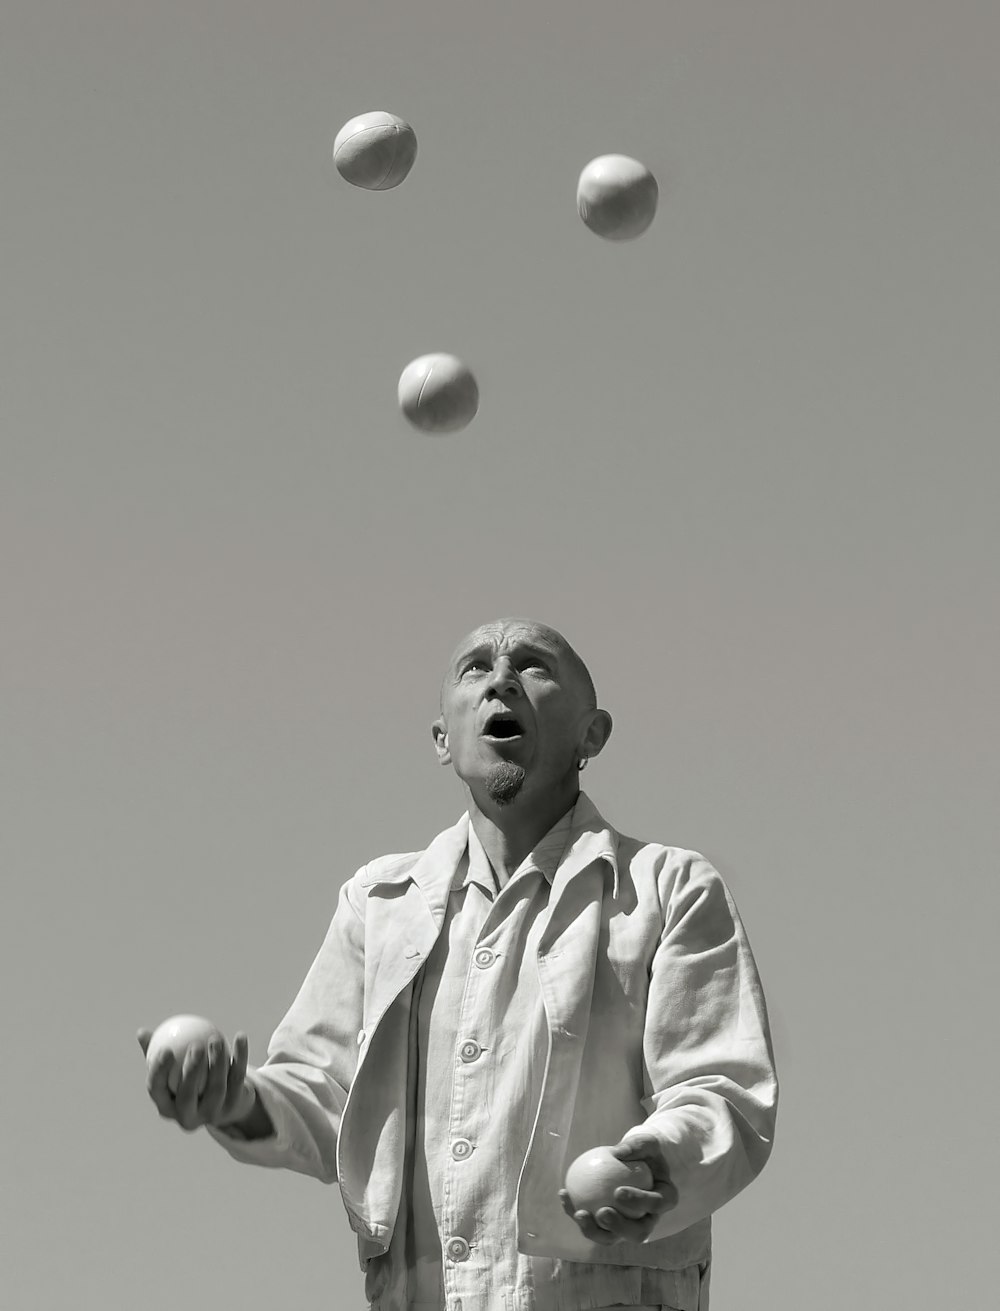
xmin=216 ymin=1078 xmax=274 ymax=1141
xmin=214 ymin=1080 xmax=255 ymax=1131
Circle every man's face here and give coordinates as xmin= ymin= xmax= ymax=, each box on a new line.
xmin=433 ymin=619 xmax=607 ymax=806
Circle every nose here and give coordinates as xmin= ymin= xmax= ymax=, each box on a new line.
xmin=485 ymin=658 xmax=521 ymax=700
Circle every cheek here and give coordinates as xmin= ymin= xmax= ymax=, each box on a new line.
xmin=443 ymin=696 xmax=476 ymax=745
xmin=536 ymin=722 xmax=578 ymax=766
xmin=534 ymin=693 xmax=574 ymax=734
xmin=449 ymin=719 xmax=481 ymax=764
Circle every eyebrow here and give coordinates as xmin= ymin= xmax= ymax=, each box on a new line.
xmin=454 ymin=640 xmax=560 ymax=670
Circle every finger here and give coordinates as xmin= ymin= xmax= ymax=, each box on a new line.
xmin=594 ymin=1206 xmax=623 ymax=1234
xmin=611 ymin=1135 xmax=671 ymax=1178
xmin=147 ymin=1047 xmax=173 ymax=1088
xmin=641 ymin=1178 xmax=678 ymax=1213
xmin=611 ymin=1185 xmax=656 ymax=1219
xmin=609 ymin=1133 xmax=657 ymax=1159
xmin=137 ymin=1028 xmax=153 ymax=1056
xmin=612 ymin=1182 xmax=677 ymax=1215
xmin=175 ymin=1044 xmax=207 ymax=1130
xmin=560 ymin=1189 xmax=602 ymax=1230
xmin=614 ymin=1132 xmax=668 ymax=1163
xmin=570 ymin=1208 xmax=619 ymax=1246
xmin=146 ymin=1050 xmax=177 ymax=1119
xmin=222 ymin=1032 xmax=249 ymax=1118
xmin=560 ymin=1191 xmax=627 ymax=1245
xmin=231 ymin=1032 xmax=249 ymax=1080
xmin=596 ymin=1207 xmax=657 ymax=1245
xmin=198 ymin=1035 xmax=229 ymax=1123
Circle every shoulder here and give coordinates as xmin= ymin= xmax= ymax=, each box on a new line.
xmin=616 ymin=833 xmax=735 ymax=912
xmin=586 ymin=800 xmax=719 ymax=891
xmin=617 ymin=831 xmax=716 ymax=878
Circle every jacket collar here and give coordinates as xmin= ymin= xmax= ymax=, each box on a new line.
xmin=359 ymin=792 xmax=621 ymax=902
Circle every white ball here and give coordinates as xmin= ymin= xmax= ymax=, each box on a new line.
xmin=398 ymin=353 xmax=479 ymax=434
xmin=333 ymin=111 xmax=417 ymax=190
xmin=577 ymin=154 xmax=658 ymax=240
xmin=564 ymin=1145 xmax=654 ymax=1214
xmin=146 ymin=1014 xmax=226 ymax=1096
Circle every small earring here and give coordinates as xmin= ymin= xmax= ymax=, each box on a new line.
xmin=577 ymin=756 xmax=588 ymax=771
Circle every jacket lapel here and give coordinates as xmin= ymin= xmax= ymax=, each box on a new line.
xmin=357 ymin=813 xmax=471 ymax=1033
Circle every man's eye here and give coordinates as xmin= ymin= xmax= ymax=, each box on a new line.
xmin=463 ymin=662 xmax=487 ymax=674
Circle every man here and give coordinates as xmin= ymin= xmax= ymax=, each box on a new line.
xmin=139 ymin=617 xmax=778 ymax=1311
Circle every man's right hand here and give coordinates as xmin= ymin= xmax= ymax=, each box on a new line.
xmin=137 ymin=1026 xmax=256 ymax=1133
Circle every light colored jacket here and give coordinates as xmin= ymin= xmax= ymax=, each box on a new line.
xmin=209 ymin=795 xmax=778 ymax=1308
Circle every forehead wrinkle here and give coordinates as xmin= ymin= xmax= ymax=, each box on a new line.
xmin=469 ymin=617 xmax=562 ymax=653
xmin=453 ymin=624 xmax=561 ymax=669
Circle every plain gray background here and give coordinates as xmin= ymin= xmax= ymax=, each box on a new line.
xmin=3 ymin=2 xmax=997 ymax=1307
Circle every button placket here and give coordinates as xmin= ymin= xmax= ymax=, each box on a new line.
xmin=442 ymin=918 xmax=511 ymax=1304
xmin=440 ymin=940 xmax=489 ymax=1290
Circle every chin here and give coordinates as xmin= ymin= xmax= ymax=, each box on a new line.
xmin=484 ymin=760 xmax=527 ymax=806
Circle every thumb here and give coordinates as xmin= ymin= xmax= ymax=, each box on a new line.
xmin=609 ymin=1134 xmax=652 ymax=1161
xmin=136 ymin=1028 xmax=153 ymax=1056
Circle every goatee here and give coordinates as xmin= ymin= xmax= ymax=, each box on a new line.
xmin=485 ymin=760 xmax=526 ymax=806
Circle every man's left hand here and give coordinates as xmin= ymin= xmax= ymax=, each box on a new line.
xmin=558 ymin=1131 xmax=678 ymax=1246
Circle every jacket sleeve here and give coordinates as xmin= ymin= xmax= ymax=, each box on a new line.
xmin=205 ymin=872 xmax=367 ymax=1183
xmin=625 ymin=851 xmax=778 ymax=1240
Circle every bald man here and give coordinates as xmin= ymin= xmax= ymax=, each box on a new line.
xmin=140 ymin=618 xmax=778 ymax=1311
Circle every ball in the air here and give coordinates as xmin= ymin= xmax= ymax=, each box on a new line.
xmin=564 ymin=1145 xmax=654 ymax=1214
xmin=577 ymin=155 xmax=658 ymax=240
xmin=146 ymin=1014 xmax=227 ymax=1096
xmin=333 ymin=111 xmax=417 ymax=190
xmin=398 ymin=353 xmax=479 ymax=434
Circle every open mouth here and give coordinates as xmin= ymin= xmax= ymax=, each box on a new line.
xmin=482 ymin=711 xmax=526 ymax=741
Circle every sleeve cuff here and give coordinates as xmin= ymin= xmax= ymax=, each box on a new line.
xmin=204 ymin=1071 xmax=296 ymax=1166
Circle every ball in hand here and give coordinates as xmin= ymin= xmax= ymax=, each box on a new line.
xmin=577 ymin=155 xmax=658 ymax=240
xmin=333 ymin=111 xmax=417 ymax=190
xmin=563 ymin=1145 xmax=654 ymax=1214
xmin=398 ymin=353 xmax=479 ymax=433
xmin=146 ymin=1014 xmax=227 ymax=1096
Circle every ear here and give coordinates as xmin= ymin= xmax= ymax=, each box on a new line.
xmin=580 ymin=709 xmax=613 ymax=761
xmin=432 ymin=717 xmax=451 ymax=766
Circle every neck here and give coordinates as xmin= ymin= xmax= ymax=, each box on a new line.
xmin=465 ymin=777 xmax=580 ymax=885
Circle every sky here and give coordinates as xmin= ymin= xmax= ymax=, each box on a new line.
xmin=2 ymin=2 xmax=998 ymax=1307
